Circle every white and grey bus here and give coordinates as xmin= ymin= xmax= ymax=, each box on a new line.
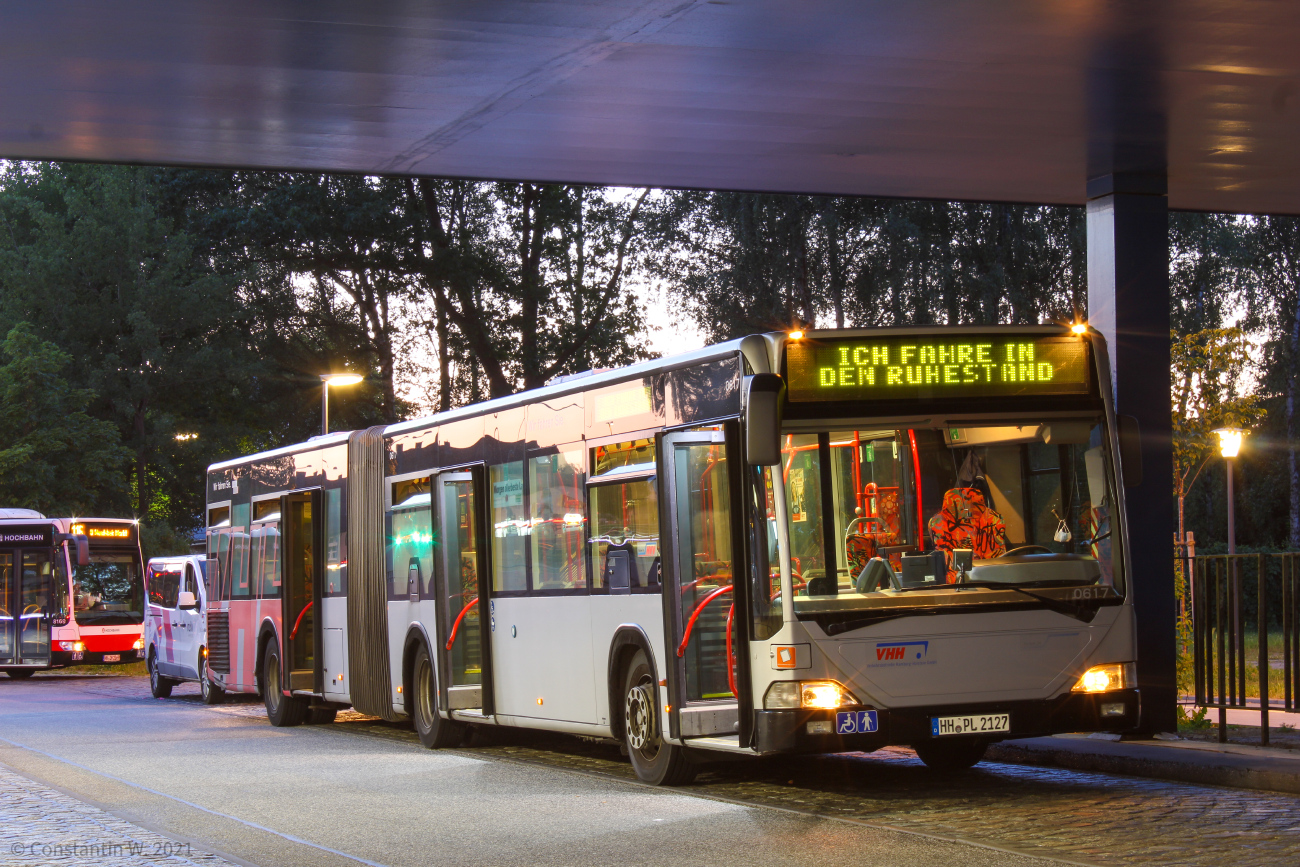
xmin=204 ymin=325 xmax=1140 ymax=783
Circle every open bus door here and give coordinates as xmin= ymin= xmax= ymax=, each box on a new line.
xmin=435 ymin=468 xmax=493 ymax=718
xmin=660 ymin=425 xmax=754 ymax=745
xmin=281 ymin=490 xmax=323 ymax=695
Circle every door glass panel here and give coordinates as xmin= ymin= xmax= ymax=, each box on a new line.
xmin=673 ymin=442 xmax=735 ymax=702
xmin=0 ymin=553 xmax=12 ymax=663
xmin=20 ymin=551 xmax=52 ymax=662
xmin=284 ymin=502 xmax=313 ymax=671
xmin=442 ymin=479 xmax=482 ymax=687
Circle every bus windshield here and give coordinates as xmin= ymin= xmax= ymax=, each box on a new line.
xmin=73 ymin=554 xmax=144 ymax=625
xmin=773 ymin=418 xmax=1121 ymax=616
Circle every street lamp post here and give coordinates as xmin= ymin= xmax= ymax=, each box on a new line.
xmin=320 ymin=373 xmax=364 ymax=436
xmin=1213 ymin=428 xmax=1245 ymax=556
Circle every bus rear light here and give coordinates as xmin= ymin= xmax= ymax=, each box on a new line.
xmin=1072 ymin=663 xmax=1134 ymax=694
xmin=763 ymin=680 xmax=858 ymax=710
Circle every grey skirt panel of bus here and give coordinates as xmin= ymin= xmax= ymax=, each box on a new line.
xmin=347 ymin=426 xmax=401 ymax=721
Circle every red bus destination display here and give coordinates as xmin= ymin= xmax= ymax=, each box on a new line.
xmin=785 ymin=334 xmax=1090 ymax=402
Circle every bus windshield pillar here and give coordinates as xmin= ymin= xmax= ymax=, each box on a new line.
xmin=1087 ymin=173 xmax=1176 ymax=734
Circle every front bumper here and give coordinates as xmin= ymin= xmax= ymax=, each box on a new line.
xmin=753 ymin=689 xmax=1140 ymax=753
xmin=50 ymin=648 xmax=146 ymax=666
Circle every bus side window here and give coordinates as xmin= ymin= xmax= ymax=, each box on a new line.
xmin=490 ymin=461 xmax=527 ymax=593
xmin=529 ymin=448 xmax=586 ymax=591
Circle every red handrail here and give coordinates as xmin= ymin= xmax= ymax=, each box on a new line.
xmin=445 ymin=596 xmax=478 ymax=650
xmin=724 ymin=602 xmax=737 ymax=698
xmin=676 ymin=584 xmax=733 ymax=658
xmin=908 ymin=428 xmax=924 ymax=548
xmin=289 ymin=600 xmax=313 ymax=640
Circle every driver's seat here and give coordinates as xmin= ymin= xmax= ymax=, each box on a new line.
xmin=927 ymin=488 xmax=1007 ymax=581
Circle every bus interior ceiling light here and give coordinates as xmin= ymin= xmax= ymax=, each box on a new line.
xmin=1214 ymin=427 xmax=1245 ymax=458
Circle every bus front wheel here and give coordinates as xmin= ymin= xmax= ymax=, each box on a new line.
xmin=3 ymin=668 xmax=35 ymax=679
xmin=412 ymin=645 xmax=465 ymax=748
xmin=623 ymin=650 xmax=696 ymax=786
xmin=263 ymin=642 xmax=307 ymax=726
xmin=148 ymin=651 xmax=174 ymax=698
xmin=913 ymin=739 xmax=988 ymax=772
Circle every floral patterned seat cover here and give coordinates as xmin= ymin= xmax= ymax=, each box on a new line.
xmin=927 ymin=487 xmax=1007 ymax=582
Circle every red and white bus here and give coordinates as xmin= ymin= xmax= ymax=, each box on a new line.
xmin=205 ymin=325 xmax=1141 ymax=782
xmin=0 ymin=511 xmax=144 ymax=676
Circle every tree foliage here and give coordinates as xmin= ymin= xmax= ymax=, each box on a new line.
xmin=0 ymin=323 xmax=130 ymax=514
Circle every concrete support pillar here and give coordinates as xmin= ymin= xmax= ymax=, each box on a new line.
xmin=1086 ymin=174 xmax=1175 ymax=734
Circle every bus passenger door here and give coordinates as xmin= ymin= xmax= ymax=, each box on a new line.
xmin=0 ymin=552 xmax=14 ymax=666
xmin=436 ymin=470 xmax=492 ymax=716
xmin=662 ymin=428 xmax=750 ymax=741
xmin=281 ymin=490 xmax=323 ymax=695
xmin=17 ymin=549 xmax=54 ymax=667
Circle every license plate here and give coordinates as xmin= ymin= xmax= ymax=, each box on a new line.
xmin=834 ymin=710 xmax=878 ymax=734
xmin=102 ymin=654 xmax=120 ymax=663
xmin=931 ymin=713 xmax=1010 ymax=736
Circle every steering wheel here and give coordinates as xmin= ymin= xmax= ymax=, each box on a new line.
xmin=1003 ymin=545 xmax=1053 ymax=556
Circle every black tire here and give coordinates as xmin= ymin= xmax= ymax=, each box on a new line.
xmin=148 ymin=652 xmax=173 ymax=698
xmin=412 ymin=645 xmax=465 ymax=748
xmin=623 ymin=649 xmax=696 ymax=786
xmin=308 ymin=707 xmax=338 ymax=725
xmin=4 ymin=668 xmax=35 ymax=679
xmin=914 ymin=739 xmax=988 ymax=771
xmin=263 ymin=641 xmax=307 ymax=727
xmin=199 ymin=653 xmax=224 ymax=705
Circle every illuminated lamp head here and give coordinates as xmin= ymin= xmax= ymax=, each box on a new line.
xmin=788 ymin=329 xmax=805 ymax=341
xmin=1213 ymin=427 xmax=1245 ymax=459
xmin=1070 ymin=322 xmax=1088 ymax=335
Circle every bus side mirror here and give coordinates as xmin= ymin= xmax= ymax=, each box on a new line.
xmin=745 ymin=373 xmax=785 ymax=466
xmin=72 ymin=534 xmax=90 ymax=567
xmin=1118 ymin=415 xmax=1143 ymax=488
xmin=177 ymin=591 xmax=197 ymax=610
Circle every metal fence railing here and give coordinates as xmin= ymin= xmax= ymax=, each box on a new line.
xmin=1190 ymin=553 xmax=1300 ymax=744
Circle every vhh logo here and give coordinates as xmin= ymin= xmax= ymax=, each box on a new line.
xmin=874 ymin=640 xmax=929 ymax=662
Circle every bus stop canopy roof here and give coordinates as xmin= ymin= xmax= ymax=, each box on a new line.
xmin=2 ymin=1 xmax=1298 ymax=213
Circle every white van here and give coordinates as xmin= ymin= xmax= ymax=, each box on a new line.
xmin=144 ymin=556 xmax=222 ymax=704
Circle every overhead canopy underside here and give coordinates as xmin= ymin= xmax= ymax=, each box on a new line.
xmin=2 ymin=1 xmax=1298 ymax=213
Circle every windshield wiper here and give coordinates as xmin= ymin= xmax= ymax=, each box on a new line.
xmin=951 ymin=580 xmax=1099 ymax=622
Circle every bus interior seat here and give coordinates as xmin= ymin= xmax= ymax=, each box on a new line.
xmin=927 ymin=487 xmax=1008 ymax=581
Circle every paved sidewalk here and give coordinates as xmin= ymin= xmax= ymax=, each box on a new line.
xmin=990 ymin=733 xmax=1300 ymax=795
xmin=0 ymin=766 xmax=239 ymax=867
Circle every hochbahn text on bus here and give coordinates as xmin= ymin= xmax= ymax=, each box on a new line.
xmin=0 ymin=511 xmax=145 ymax=677
xmin=202 ymin=325 xmax=1140 ymax=782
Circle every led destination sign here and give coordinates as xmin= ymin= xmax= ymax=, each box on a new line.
xmin=785 ymin=334 xmax=1090 ymax=402
xmin=70 ymin=522 xmax=136 ymax=542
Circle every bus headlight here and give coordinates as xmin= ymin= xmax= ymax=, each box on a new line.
xmin=1072 ymin=663 xmax=1135 ymax=693
xmin=132 ymin=638 xmax=144 ymax=651
xmin=764 ymin=680 xmax=858 ymax=710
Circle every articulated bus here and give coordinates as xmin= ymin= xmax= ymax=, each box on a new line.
xmin=204 ymin=325 xmax=1140 ymax=782
xmin=0 ymin=512 xmax=144 ymax=677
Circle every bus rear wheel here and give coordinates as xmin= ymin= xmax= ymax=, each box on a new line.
xmin=412 ymin=645 xmax=465 ymax=748
xmin=263 ymin=642 xmax=307 ymax=727
xmin=623 ymin=650 xmax=696 ymax=786
xmin=148 ymin=652 xmax=174 ymax=698
xmin=913 ymin=739 xmax=988 ymax=772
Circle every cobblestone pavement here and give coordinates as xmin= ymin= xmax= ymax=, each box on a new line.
xmin=0 ymin=766 xmax=235 ymax=867
xmin=29 ymin=676 xmax=1300 ymax=866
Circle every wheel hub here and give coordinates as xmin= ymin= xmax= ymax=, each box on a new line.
xmin=625 ymin=683 xmax=657 ymax=751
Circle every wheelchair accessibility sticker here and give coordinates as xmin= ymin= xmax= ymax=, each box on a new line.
xmin=835 ymin=710 xmax=878 ymax=734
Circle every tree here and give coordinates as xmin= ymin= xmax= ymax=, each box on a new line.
xmin=1170 ymin=327 xmax=1262 ymax=543
xmin=0 ymin=323 xmax=130 ymax=514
